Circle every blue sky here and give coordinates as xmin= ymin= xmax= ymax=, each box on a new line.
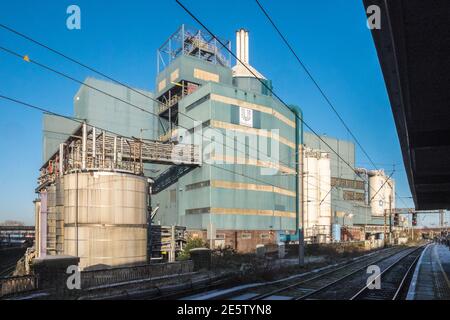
xmin=0 ymin=0 xmax=445 ymax=226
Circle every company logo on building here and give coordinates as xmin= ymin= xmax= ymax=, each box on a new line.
xmin=239 ymin=107 xmax=253 ymax=127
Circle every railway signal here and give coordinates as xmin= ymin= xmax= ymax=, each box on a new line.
xmin=393 ymin=212 xmax=400 ymax=226
xmin=412 ymin=212 xmax=418 ymax=226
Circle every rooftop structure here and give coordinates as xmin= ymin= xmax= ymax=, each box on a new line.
xmin=157 ymin=24 xmax=232 ymax=73
xmin=232 ymin=29 xmax=266 ymax=79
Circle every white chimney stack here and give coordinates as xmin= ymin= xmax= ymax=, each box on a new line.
xmin=233 ymin=28 xmax=266 ymax=79
xmin=236 ymin=29 xmax=249 ymax=65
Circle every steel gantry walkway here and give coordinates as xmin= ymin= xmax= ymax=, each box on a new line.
xmin=37 ymin=122 xmax=201 ymax=193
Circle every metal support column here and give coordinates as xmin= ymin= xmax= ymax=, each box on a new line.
xmin=384 ymin=207 xmax=387 ymax=247
xmin=297 ymin=116 xmax=304 ymax=266
xmin=92 ymin=127 xmax=96 ymax=165
xmin=389 ymin=195 xmax=392 ymax=245
xmin=59 ymin=143 xmax=64 ymax=176
xmin=81 ymin=122 xmax=87 ymax=170
xmin=113 ymin=136 xmax=117 ymax=166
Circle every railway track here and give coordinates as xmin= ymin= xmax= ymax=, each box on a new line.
xmin=181 ymin=246 xmax=402 ymax=300
xmin=0 ymin=247 xmax=25 ymax=278
xmin=212 ymin=246 xmax=423 ymax=300
xmin=0 ymin=264 xmax=17 ymax=277
xmin=350 ymin=246 xmax=423 ymax=300
xmin=293 ymin=246 xmax=424 ymax=300
xmin=251 ymin=246 xmax=412 ymax=300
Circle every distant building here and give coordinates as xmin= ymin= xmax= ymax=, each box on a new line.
xmin=0 ymin=220 xmax=25 ymax=226
xmin=304 ymin=132 xmax=395 ymax=244
xmin=0 ymin=225 xmax=34 ymax=247
xmin=42 ymin=77 xmax=156 ymax=164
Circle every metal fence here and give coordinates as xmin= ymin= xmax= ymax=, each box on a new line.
xmin=0 ymin=275 xmax=37 ymax=298
xmin=81 ymin=261 xmax=193 ymax=289
xmin=0 ymin=261 xmax=193 ymax=298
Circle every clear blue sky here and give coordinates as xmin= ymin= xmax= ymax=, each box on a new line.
xmin=0 ymin=0 xmax=445 ymax=226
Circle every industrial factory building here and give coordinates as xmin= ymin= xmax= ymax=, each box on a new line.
xmin=151 ymin=26 xmax=301 ymax=252
xmin=35 ymin=25 xmax=395 ymax=269
xmin=303 ymin=133 xmax=395 ymax=245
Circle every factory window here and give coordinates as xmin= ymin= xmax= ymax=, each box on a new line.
xmin=170 ymin=189 xmax=176 ymax=203
xmin=343 ymin=191 xmax=365 ymax=202
xmin=158 ymin=79 xmax=167 ymax=92
xmin=230 ymin=106 xmax=239 ymax=125
xmin=253 ymin=111 xmax=261 ymax=129
xmin=216 ymin=233 xmax=225 ymax=240
xmin=330 ymin=178 xmax=336 ymax=186
xmin=260 ymin=234 xmax=270 ymax=240
xmin=331 ymin=177 xmax=365 ymax=190
xmin=245 ymin=136 xmax=249 ymax=157
xmin=170 ymin=69 xmax=179 ymax=82
xmin=354 ymin=192 xmax=365 ymax=201
xmin=186 ymin=94 xmax=210 ymax=112
xmin=355 ymin=181 xmax=364 ymax=190
xmin=185 ymin=207 xmax=211 ymax=215
xmin=193 ymin=68 xmax=219 ymax=83
xmin=241 ymin=233 xmax=252 ymax=240
xmin=187 ymin=120 xmax=211 ymax=134
xmin=186 ymin=180 xmax=210 ymax=191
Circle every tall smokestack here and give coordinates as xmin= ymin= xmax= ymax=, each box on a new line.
xmin=236 ymin=29 xmax=249 ymax=65
xmin=233 ymin=28 xmax=265 ymax=80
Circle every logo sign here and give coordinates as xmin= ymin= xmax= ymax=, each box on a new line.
xmin=239 ymin=107 xmax=253 ymax=127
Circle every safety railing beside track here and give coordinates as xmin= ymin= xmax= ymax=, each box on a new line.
xmin=80 ymin=261 xmax=193 ymax=289
xmin=0 ymin=275 xmax=37 ymax=298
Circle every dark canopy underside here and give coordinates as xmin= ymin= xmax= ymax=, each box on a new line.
xmin=364 ymin=0 xmax=450 ymax=210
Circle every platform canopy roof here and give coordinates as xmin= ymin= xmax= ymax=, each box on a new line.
xmin=364 ymin=0 xmax=450 ymax=210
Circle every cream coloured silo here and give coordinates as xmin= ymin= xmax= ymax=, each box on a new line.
xmin=63 ymin=171 xmax=148 ymax=269
xmin=303 ymin=150 xmax=319 ymax=238
xmin=317 ymin=152 xmax=332 ymax=240
xmin=303 ymin=149 xmax=332 ymax=242
xmin=369 ymin=170 xmax=395 ymax=217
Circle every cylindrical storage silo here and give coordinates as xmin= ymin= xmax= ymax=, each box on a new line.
xmin=369 ymin=171 xmax=386 ymax=216
xmin=318 ymin=153 xmax=331 ymax=218
xmin=63 ymin=171 xmax=148 ymax=269
xmin=318 ymin=153 xmax=332 ymax=241
xmin=46 ymin=184 xmax=57 ymax=255
xmin=303 ymin=152 xmax=318 ymax=239
xmin=33 ymin=199 xmax=41 ymax=257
